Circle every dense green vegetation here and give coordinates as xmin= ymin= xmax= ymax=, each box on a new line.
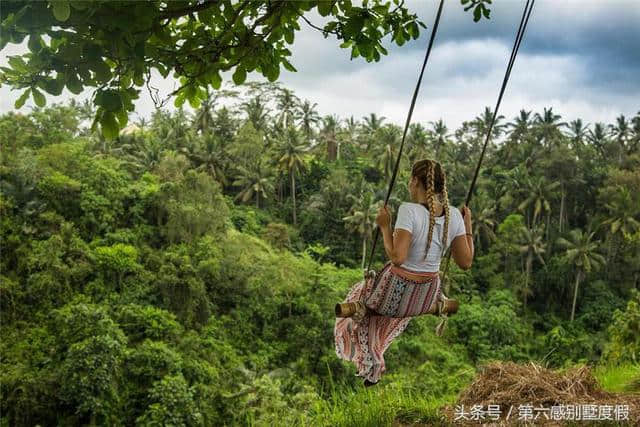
xmin=1 ymin=82 xmax=639 ymax=425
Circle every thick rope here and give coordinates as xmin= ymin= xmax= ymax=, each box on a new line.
xmin=441 ymin=0 xmax=535 ymax=294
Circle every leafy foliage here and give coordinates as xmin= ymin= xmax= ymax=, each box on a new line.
xmin=1 ymin=88 xmax=639 ymax=424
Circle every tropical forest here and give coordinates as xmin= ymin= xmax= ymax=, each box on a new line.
xmin=1 ymin=0 xmax=639 ymax=425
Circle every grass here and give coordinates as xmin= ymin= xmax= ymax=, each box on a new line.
xmin=308 ymin=379 xmax=456 ymax=427
xmin=593 ymin=363 xmax=640 ymax=393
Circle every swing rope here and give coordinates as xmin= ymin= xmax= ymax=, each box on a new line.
xmin=441 ymin=0 xmax=535 ymax=293
xmin=363 ymin=0 xmax=536 ymax=295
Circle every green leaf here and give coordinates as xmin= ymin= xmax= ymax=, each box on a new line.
xmin=51 ymin=0 xmax=71 ymax=22
xmin=14 ymin=88 xmax=30 ymax=109
xmin=92 ymin=60 xmax=112 ymax=83
xmin=482 ymin=4 xmax=491 ymax=19
xmin=43 ymin=76 xmax=65 ymax=95
xmin=101 ymin=90 xmax=122 ymax=112
xmin=232 ymin=66 xmax=246 ymax=85
xmin=28 ymin=34 xmax=43 ymax=53
xmin=186 ymin=85 xmax=200 ymax=109
xmin=31 ymin=87 xmax=46 ymax=107
xmin=317 ymin=1 xmax=332 ymax=17
xmin=281 ymin=58 xmax=297 ymax=73
xmin=8 ymin=56 xmax=28 ymax=73
xmin=174 ymin=93 xmax=186 ymax=108
xmin=266 ymin=65 xmax=280 ymax=82
xmin=101 ymin=111 xmax=119 ymax=139
xmin=155 ymin=63 xmax=170 ymax=79
xmin=284 ymin=27 xmax=294 ymax=44
xmin=66 ymin=71 xmax=82 ymax=95
xmin=473 ymin=5 xmax=482 ymax=22
xmin=116 ymin=110 xmax=128 ymax=128
xmin=210 ymin=70 xmax=222 ymax=89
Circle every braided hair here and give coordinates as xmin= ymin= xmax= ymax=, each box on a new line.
xmin=410 ymin=159 xmax=450 ymax=260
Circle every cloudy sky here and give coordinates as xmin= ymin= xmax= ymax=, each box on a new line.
xmin=2 ymin=0 xmax=639 ymax=130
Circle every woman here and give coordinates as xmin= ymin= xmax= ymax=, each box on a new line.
xmin=334 ymin=159 xmax=474 ymax=386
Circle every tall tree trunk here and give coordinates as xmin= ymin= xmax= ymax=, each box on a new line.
xmin=327 ymin=137 xmax=337 ymax=161
xmin=361 ymin=238 xmax=367 ymax=270
xmin=546 ymin=210 xmax=551 ymax=247
xmin=337 ymin=141 xmax=341 ymax=161
xmin=524 ymin=252 xmax=532 ymax=310
xmin=291 ymin=172 xmax=297 ymax=225
xmin=256 ymin=192 xmax=259 ymax=208
xmin=571 ymin=270 xmax=582 ymax=322
xmin=559 ymin=187 xmax=566 ymax=233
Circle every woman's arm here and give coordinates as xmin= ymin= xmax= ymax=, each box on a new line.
xmin=376 ymin=205 xmax=411 ymax=266
xmin=450 ymin=206 xmax=474 ymax=269
xmin=381 ymin=225 xmax=411 ymax=266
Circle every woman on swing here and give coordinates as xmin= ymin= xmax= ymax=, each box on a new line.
xmin=334 ymin=158 xmax=474 ymax=386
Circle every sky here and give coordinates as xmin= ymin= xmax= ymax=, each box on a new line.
xmin=1 ymin=0 xmax=639 ymax=131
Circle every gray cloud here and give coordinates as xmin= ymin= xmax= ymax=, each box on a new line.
xmin=1 ymin=0 xmax=638 ymax=131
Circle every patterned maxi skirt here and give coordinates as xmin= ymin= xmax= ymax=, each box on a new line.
xmin=334 ymin=261 xmax=442 ymax=383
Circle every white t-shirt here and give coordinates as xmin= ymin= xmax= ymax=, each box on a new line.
xmin=393 ymin=202 xmax=466 ymax=272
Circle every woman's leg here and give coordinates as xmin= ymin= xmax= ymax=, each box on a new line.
xmin=356 ymin=314 xmax=411 ymax=382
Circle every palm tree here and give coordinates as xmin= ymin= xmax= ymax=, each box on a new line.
xmin=241 ymin=96 xmax=271 ymax=133
xmin=534 ymin=107 xmax=566 ymax=149
xmin=587 ymin=122 xmax=610 ymax=158
xmin=191 ymin=134 xmax=229 ymax=186
xmin=122 ymin=136 xmax=166 ymax=175
xmin=557 ymin=229 xmax=606 ymax=321
xmin=601 ymin=186 xmax=640 ymax=264
xmin=517 ymin=224 xmax=546 ymax=310
xmin=361 ymin=113 xmax=386 ymax=150
xmin=374 ymin=125 xmax=401 ymax=179
xmin=192 ymin=90 xmax=216 ymax=135
xmin=472 ymin=106 xmax=506 ymax=141
xmin=428 ymin=119 xmax=449 ymax=158
xmin=507 ymin=110 xmax=533 ymax=141
xmin=631 ymin=111 xmax=640 ymax=154
xmin=471 ymin=195 xmax=497 ymax=251
xmin=362 ymin=113 xmax=385 ymax=134
xmin=319 ymin=115 xmax=341 ymax=161
xmin=232 ymin=163 xmax=274 ymax=208
xmin=275 ymin=88 xmax=300 ymax=129
xmin=150 ymin=107 xmax=194 ymax=151
xmin=277 ymin=127 xmax=307 ymax=225
xmin=609 ymin=114 xmax=631 ymax=163
xmin=406 ymin=123 xmax=429 ymax=162
xmin=337 ymin=115 xmax=360 ymax=159
xmin=566 ymin=118 xmax=589 ymax=149
xmin=517 ymin=175 xmax=560 ymax=229
xmin=296 ymin=99 xmax=321 ymax=140
xmin=343 ymin=189 xmax=380 ymax=269
xmin=211 ymin=106 xmax=238 ymax=145
xmin=135 ymin=115 xmax=149 ymax=132
xmin=502 ymin=110 xmax=532 ymax=165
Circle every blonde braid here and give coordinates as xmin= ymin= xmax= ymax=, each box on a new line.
xmin=424 ymin=160 xmax=437 ymax=261
xmin=437 ymin=162 xmax=450 ymax=257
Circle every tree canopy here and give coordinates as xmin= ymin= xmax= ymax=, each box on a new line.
xmin=1 ymin=0 xmax=492 ymax=139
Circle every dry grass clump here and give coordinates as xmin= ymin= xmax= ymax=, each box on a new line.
xmin=442 ymin=361 xmax=640 ymax=425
